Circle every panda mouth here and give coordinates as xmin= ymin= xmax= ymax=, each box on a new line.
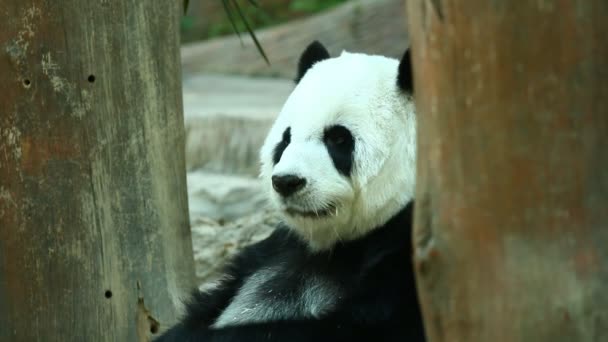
xmin=284 ymin=205 xmax=336 ymax=218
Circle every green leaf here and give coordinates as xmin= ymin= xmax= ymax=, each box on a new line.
xmin=183 ymin=0 xmax=269 ymax=64
xmin=232 ymin=0 xmax=270 ymax=65
xmin=222 ymin=0 xmax=244 ymax=46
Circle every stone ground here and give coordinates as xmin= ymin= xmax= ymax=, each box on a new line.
xmin=182 ymin=73 xmax=293 ymax=285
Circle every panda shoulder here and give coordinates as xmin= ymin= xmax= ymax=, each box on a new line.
xmin=228 ymin=224 xmax=301 ymax=271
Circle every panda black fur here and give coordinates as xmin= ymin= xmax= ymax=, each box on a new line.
xmin=156 ymin=41 xmax=424 ymax=342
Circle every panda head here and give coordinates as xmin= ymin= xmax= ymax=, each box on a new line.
xmin=260 ymin=41 xmax=415 ymax=251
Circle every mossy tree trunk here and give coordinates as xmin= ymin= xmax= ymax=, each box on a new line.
xmin=0 ymin=1 xmax=195 ymax=341
xmin=407 ymin=1 xmax=608 ymax=341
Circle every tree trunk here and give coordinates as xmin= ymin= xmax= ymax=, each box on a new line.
xmin=407 ymin=1 xmax=608 ymax=341
xmin=0 ymin=1 xmax=195 ymax=341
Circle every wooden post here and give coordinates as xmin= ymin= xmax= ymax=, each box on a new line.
xmin=0 ymin=1 xmax=195 ymax=341
xmin=407 ymin=1 xmax=608 ymax=341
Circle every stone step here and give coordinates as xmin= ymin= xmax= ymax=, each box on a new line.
xmin=183 ymin=74 xmax=293 ymax=175
xmin=187 ymin=171 xmax=267 ymax=224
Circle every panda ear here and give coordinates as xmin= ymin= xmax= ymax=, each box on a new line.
xmin=397 ymin=48 xmax=413 ymax=93
xmin=295 ymin=41 xmax=330 ymax=84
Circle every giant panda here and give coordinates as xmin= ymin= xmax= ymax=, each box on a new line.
xmin=156 ymin=41 xmax=423 ymax=342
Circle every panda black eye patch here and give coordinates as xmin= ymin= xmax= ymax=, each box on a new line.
xmin=323 ymin=125 xmax=355 ymax=177
xmin=273 ymin=127 xmax=291 ymax=165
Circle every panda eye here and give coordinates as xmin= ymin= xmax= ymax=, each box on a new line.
xmin=329 ymin=135 xmax=346 ymax=145
xmin=324 ymin=125 xmax=353 ymax=148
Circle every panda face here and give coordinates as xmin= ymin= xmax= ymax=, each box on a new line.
xmin=260 ymin=42 xmax=416 ymax=251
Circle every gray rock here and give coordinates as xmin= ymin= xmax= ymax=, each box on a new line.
xmin=191 ymin=209 xmax=280 ymax=285
xmin=185 ymin=164 xmax=278 ymax=286
xmin=187 ymin=171 xmax=268 ymax=224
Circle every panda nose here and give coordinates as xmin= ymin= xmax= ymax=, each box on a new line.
xmin=272 ymin=175 xmax=306 ymax=197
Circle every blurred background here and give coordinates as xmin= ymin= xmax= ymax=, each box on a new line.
xmin=180 ymin=0 xmax=409 ymax=287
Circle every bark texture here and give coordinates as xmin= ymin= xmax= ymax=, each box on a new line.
xmin=0 ymin=1 xmax=195 ymax=341
xmin=407 ymin=1 xmax=608 ymax=341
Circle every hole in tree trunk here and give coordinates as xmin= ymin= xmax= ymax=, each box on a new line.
xmin=150 ymin=321 xmax=159 ymax=334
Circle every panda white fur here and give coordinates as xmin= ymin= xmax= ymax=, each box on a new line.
xmin=156 ymin=41 xmax=424 ymax=342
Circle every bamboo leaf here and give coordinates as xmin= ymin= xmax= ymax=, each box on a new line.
xmin=186 ymin=0 xmax=269 ymax=64
xmin=231 ymin=0 xmax=270 ymax=65
xmin=222 ymin=0 xmax=244 ymax=46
